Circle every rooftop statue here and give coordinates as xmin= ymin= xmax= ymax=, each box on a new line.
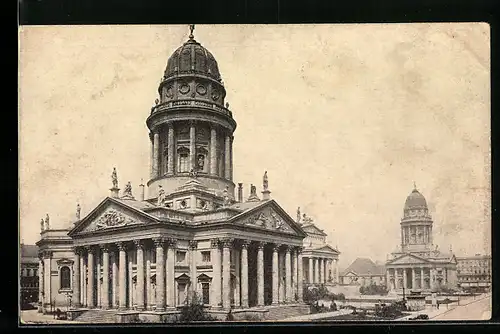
xmin=123 ymin=181 xmax=133 ymax=196
xmin=40 ymin=218 xmax=44 ymax=232
xmin=263 ymin=171 xmax=268 ymax=191
xmin=157 ymin=185 xmax=166 ymax=206
xmin=296 ymin=207 xmax=301 ymax=223
xmin=76 ymin=203 xmax=81 ymax=220
xmin=111 ymin=167 xmax=118 ymax=188
xmin=45 ymin=214 xmax=50 ymax=230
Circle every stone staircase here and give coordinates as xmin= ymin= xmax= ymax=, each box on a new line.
xmin=73 ymin=309 xmax=120 ymax=323
xmin=265 ymin=304 xmax=310 ymax=321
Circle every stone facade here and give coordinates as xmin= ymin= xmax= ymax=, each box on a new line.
xmin=34 ymin=29 xmax=338 ymax=318
xmin=457 ymin=254 xmax=491 ymax=291
xmin=297 ymin=212 xmax=340 ymax=286
xmin=385 ymin=186 xmax=458 ymax=293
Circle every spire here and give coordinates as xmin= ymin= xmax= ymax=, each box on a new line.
xmin=189 ymin=24 xmax=195 ymax=40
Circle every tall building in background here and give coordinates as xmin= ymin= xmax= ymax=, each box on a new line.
xmin=457 ymin=254 xmax=491 ymax=292
xmin=385 ymin=185 xmax=458 ymax=293
xmin=20 ymin=243 xmax=40 ymax=307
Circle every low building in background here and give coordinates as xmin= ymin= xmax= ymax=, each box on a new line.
xmin=297 ymin=209 xmax=341 ymax=287
xmin=20 ymin=243 xmax=40 ymax=307
xmin=457 ymin=254 xmax=491 ymax=292
xmin=340 ymin=257 xmax=386 ymax=287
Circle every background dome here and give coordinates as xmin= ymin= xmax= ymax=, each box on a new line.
xmin=164 ymin=38 xmax=221 ymax=81
xmin=404 ymin=188 xmax=428 ymax=209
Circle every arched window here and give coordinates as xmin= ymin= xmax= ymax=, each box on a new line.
xmin=60 ymin=266 xmax=71 ymax=289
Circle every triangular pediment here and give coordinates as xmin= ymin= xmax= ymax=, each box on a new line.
xmin=313 ymin=244 xmax=340 ymax=254
xmin=228 ymin=200 xmax=306 ymax=237
xmin=69 ymin=197 xmax=159 ymax=236
xmin=387 ymin=253 xmax=430 ymax=265
xmin=302 ymin=224 xmax=327 ymax=236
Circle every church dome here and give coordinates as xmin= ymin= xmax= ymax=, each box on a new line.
xmin=404 ymin=188 xmax=428 ymax=209
xmin=163 ymin=37 xmax=222 ymax=82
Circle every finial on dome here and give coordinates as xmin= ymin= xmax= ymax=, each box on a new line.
xmin=189 ymin=24 xmax=195 ymax=40
xmin=413 ymin=181 xmax=417 ymax=190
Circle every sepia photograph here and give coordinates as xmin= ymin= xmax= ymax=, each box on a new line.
xmin=18 ymin=23 xmax=491 ymax=324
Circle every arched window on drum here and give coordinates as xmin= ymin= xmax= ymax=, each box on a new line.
xmin=60 ymin=266 xmax=71 ymax=289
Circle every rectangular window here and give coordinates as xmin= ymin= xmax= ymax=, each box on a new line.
xmin=176 ymin=251 xmax=186 ymax=263
xmin=179 ymin=153 xmax=189 ymax=173
xmin=202 ymin=251 xmax=211 ymax=262
xmin=202 ymin=283 xmax=210 ymax=304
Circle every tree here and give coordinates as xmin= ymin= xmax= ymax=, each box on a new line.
xmin=174 ymin=292 xmax=218 ymax=323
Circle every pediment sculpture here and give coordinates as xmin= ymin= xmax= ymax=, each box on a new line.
xmin=243 ymin=208 xmax=290 ymax=232
xmin=94 ymin=209 xmax=135 ymax=230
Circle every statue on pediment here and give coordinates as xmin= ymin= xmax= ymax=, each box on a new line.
xmin=76 ymin=203 xmax=81 ymax=220
xmin=302 ymin=213 xmax=313 ymax=224
xmin=111 ymin=167 xmax=118 ymax=188
xmin=189 ymin=168 xmax=198 ymax=178
xmin=40 ymin=218 xmax=44 ymax=232
xmin=263 ymin=171 xmax=268 ymax=191
xmin=222 ymin=186 xmax=230 ymax=206
xmin=157 ymin=185 xmax=166 ymax=206
xmin=197 ymin=154 xmax=205 ymax=170
xmin=45 ymin=214 xmax=50 ymax=230
xmin=123 ymin=181 xmax=133 ymax=197
xmin=296 ymin=207 xmax=301 ymax=223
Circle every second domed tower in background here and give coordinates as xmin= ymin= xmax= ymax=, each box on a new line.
xmin=146 ymin=26 xmax=237 ymax=201
xmin=400 ymin=184 xmax=434 ymax=252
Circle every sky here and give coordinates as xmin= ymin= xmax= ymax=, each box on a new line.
xmin=19 ymin=24 xmax=490 ymax=268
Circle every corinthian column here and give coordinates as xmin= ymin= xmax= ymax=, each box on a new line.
xmin=292 ymin=250 xmax=298 ymax=300
xmin=210 ymin=239 xmax=221 ymax=308
xmin=153 ymin=131 xmax=160 ymax=177
xmin=224 ymin=135 xmax=231 ymax=179
xmin=101 ymin=245 xmax=110 ymax=309
xmin=38 ymin=256 xmax=44 ymax=312
xmin=112 ymin=251 xmax=118 ymax=308
xmin=421 ymin=267 xmax=425 ymax=290
xmin=135 ymin=240 xmax=145 ymax=311
xmin=117 ymin=242 xmax=127 ymax=310
xmin=87 ymin=248 xmax=95 ymax=308
xmin=272 ymin=244 xmax=280 ymax=305
xmin=73 ymin=247 xmax=81 ymax=308
xmin=318 ymin=258 xmax=323 ymax=284
xmin=221 ymin=238 xmax=232 ymax=309
xmin=308 ymin=257 xmax=313 ymax=284
xmin=189 ymin=121 xmax=196 ymax=172
xmin=210 ymin=126 xmax=217 ymax=175
xmin=166 ymin=239 xmax=177 ymax=308
xmin=154 ymin=238 xmax=165 ymax=311
xmin=285 ymin=246 xmax=292 ymax=303
xmin=240 ymin=240 xmax=250 ymax=308
xmin=314 ymin=258 xmax=319 ymax=284
xmin=167 ymin=123 xmax=174 ymax=174
xmin=189 ymin=240 xmax=198 ymax=298
xmin=297 ymin=248 xmax=303 ymax=302
xmin=257 ymin=242 xmax=265 ymax=306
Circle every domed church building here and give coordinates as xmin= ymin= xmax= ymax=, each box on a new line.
xmin=36 ymin=26 xmax=337 ymax=322
xmin=385 ymin=185 xmax=458 ymax=294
